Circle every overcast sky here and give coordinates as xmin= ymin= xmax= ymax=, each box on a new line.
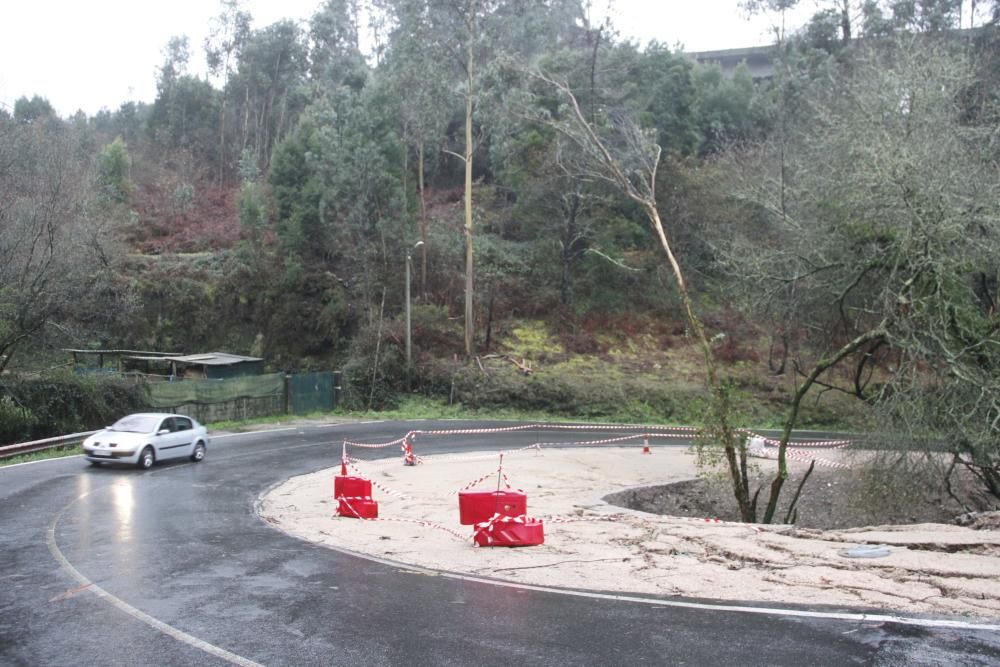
xmin=1 ymin=0 xmax=813 ymax=117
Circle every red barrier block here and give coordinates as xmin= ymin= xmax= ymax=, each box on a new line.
xmin=474 ymin=518 xmax=544 ymax=547
xmin=337 ymin=497 xmax=379 ymax=519
xmin=335 ymin=475 xmax=372 ymax=499
xmin=458 ymin=490 xmax=527 ymax=525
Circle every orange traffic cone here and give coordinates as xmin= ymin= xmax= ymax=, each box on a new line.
xmin=402 ymin=438 xmax=417 ymax=466
xmin=642 ymin=438 xmax=652 ymax=455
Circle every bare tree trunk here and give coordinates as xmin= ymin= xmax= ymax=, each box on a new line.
xmin=418 ymin=141 xmax=428 ymax=297
xmin=542 ymin=72 xmax=752 ymax=520
xmin=242 ymin=85 xmax=250 ymax=151
xmin=761 ymin=327 xmax=887 ymax=523
xmin=368 ymin=288 xmax=387 ymax=411
xmin=768 ymin=333 xmax=788 ymax=374
xmin=645 ymin=203 xmax=753 ymax=521
xmin=484 ymin=289 xmax=495 ymax=352
xmin=783 ymin=459 xmax=815 ymax=524
xmin=219 ymin=97 xmax=227 ymax=185
xmin=462 ymin=25 xmax=475 ymax=360
xmin=559 ymin=184 xmax=581 ymax=305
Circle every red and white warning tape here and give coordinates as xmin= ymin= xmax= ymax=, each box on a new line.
xmin=335 ymin=497 xmax=468 ymax=540
xmin=344 ymin=459 xmax=412 ymax=499
xmin=472 ymin=512 xmax=534 ymax=546
xmin=342 ymin=435 xmax=409 ymax=448
xmin=343 ymin=426 xmax=849 ymax=456
xmin=743 ymin=431 xmax=853 ymax=449
xmin=787 ymin=448 xmax=849 ymax=469
xmin=537 ymin=512 xmax=762 ymax=531
xmin=457 ymin=469 xmax=499 ymax=492
xmin=410 ymin=423 xmax=698 ymax=438
xmin=406 ymin=443 xmax=543 ymax=466
xmin=751 ymin=447 xmax=849 ymax=469
xmin=530 ymin=432 xmax=688 ymax=448
xmin=455 ymin=457 xmax=514 ymax=494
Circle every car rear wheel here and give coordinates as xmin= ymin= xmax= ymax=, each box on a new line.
xmin=138 ymin=446 xmax=155 ymax=470
xmin=190 ymin=442 xmax=206 ymax=462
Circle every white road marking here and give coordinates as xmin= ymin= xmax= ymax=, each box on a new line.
xmin=289 ymin=533 xmax=1000 ymax=633
xmin=47 ymin=491 xmax=264 ymax=667
xmin=0 ymin=422 xmax=378 ymax=468
xmin=212 ymin=427 xmax=298 ymax=439
xmin=0 ymin=455 xmax=84 ymax=470
xmin=36 ymin=418 xmax=997 ymax=661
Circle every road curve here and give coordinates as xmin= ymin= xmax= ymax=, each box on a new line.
xmin=2 ymin=419 xmax=998 ymax=666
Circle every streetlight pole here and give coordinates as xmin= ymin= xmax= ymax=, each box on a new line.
xmin=405 ymin=241 xmax=424 ymax=373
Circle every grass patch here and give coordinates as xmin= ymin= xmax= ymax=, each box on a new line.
xmin=342 ymin=395 xmax=691 ymax=426
xmin=206 ymin=412 xmax=338 ymax=431
xmin=0 ymin=445 xmax=83 ymax=467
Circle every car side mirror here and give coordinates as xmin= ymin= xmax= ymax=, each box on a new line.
xmin=157 ymin=428 xmax=170 ymax=436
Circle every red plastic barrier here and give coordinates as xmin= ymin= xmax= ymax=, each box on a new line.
xmin=335 ymin=475 xmax=372 ymax=499
xmin=458 ymin=490 xmax=527 ymax=525
xmin=474 ymin=517 xmax=545 ymax=547
xmin=337 ymin=497 xmax=379 ymax=519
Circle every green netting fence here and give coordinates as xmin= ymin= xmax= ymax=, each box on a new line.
xmin=146 ymin=373 xmax=286 ymax=408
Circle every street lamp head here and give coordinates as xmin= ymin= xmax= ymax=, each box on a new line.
xmin=413 ymin=240 xmax=424 ymax=248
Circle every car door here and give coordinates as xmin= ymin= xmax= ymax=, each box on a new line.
xmin=154 ymin=417 xmax=186 ymax=460
xmin=170 ymin=416 xmax=197 ymax=458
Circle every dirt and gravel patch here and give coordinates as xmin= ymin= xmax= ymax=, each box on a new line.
xmin=259 ymin=447 xmax=1000 ymax=619
xmin=605 ymin=466 xmax=983 ymax=530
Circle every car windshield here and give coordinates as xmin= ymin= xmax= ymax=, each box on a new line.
xmin=108 ymin=415 xmax=161 ymax=433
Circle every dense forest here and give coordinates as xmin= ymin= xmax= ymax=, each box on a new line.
xmin=2 ymin=0 xmax=1000 ymax=512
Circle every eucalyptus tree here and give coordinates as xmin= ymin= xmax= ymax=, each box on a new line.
xmin=309 ymin=0 xmax=367 ymax=87
xmin=371 ymin=0 xmax=451 ymax=296
xmin=444 ymin=0 xmax=496 ymax=360
xmin=372 ymin=0 xmax=492 ymax=358
xmin=691 ymin=62 xmax=769 ymax=156
xmin=745 ymin=0 xmax=992 ymax=50
xmin=227 ymin=20 xmax=310 ymax=172
xmin=205 ymin=0 xmax=252 ymax=184
xmin=530 ymin=62 xmax=757 ymax=518
xmin=486 ymin=16 xmax=608 ymax=307
xmin=12 ymin=95 xmax=55 ymax=124
xmin=270 ymin=74 xmax=405 ymax=313
xmin=96 ymin=137 xmax=134 ymax=205
xmin=149 ymin=36 xmax=221 ymax=164
xmin=372 ymin=0 xmax=599 ymax=356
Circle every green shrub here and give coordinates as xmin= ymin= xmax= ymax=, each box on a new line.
xmin=340 ymin=319 xmax=407 ymax=411
xmin=445 ymin=365 xmax=707 ymax=424
xmin=0 ymin=396 xmax=37 ymax=444
xmin=0 ymin=372 xmax=148 ymax=445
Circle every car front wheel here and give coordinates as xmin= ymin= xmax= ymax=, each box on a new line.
xmin=190 ymin=442 xmax=206 ymax=463
xmin=138 ymin=446 xmax=155 ymax=470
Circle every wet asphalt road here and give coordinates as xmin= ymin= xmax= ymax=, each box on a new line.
xmin=2 ymin=419 xmax=999 ymax=666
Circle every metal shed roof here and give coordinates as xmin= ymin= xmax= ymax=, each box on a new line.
xmin=65 ymin=349 xmax=182 ymax=356
xmin=167 ymin=352 xmax=263 ymax=366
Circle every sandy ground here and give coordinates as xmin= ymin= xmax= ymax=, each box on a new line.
xmin=258 ymin=447 xmax=1000 ymax=619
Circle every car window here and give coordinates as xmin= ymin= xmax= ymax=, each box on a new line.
xmin=175 ymin=417 xmax=192 ymax=431
xmin=158 ymin=418 xmax=175 ymax=433
xmin=110 ymin=415 xmax=160 ymax=433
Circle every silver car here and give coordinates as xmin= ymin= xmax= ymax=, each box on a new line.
xmin=83 ymin=413 xmax=209 ymax=469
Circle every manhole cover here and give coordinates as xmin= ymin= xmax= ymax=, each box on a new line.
xmin=839 ymin=545 xmax=892 ymax=558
